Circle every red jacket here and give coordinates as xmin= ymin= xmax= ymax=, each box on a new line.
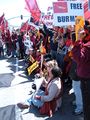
xmin=72 ymin=40 xmax=90 ymax=79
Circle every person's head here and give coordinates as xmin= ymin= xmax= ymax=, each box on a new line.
xmin=78 ymin=29 xmax=86 ymax=40
xmin=80 ymin=25 xmax=90 ymax=43
xmin=51 ymin=66 xmax=62 ymax=79
xmin=59 ymin=39 xmax=65 ymax=47
xmin=46 ymin=60 xmax=58 ymax=73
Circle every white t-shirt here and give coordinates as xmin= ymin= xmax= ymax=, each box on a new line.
xmin=24 ymin=35 xmax=33 ymax=54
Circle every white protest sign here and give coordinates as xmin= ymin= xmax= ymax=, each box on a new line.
xmin=53 ymin=0 xmax=84 ymax=26
xmin=41 ymin=6 xmax=53 ymax=28
xmin=34 ymin=77 xmax=44 ymax=94
xmin=41 ymin=14 xmax=53 ymax=28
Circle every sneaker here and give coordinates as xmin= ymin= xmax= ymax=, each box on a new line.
xmin=17 ymin=103 xmax=30 ymax=109
xmin=73 ymin=109 xmax=83 ymax=115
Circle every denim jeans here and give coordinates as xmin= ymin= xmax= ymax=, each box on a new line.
xmin=27 ymin=90 xmax=44 ymax=108
xmin=72 ymin=80 xmax=83 ymax=111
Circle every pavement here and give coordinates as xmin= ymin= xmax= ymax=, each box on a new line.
xmin=0 ymin=56 xmax=84 ymax=120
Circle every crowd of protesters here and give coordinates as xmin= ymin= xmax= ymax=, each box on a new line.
xmin=0 ymin=20 xmax=90 ymax=119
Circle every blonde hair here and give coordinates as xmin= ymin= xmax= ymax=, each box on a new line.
xmin=46 ymin=60 xmax=58 ymax=68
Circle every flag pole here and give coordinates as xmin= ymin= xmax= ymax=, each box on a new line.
xmin=40 ymin=54 xmax=43 ymax=70
xmin=40 ymin=41 xmax=43 ymax=70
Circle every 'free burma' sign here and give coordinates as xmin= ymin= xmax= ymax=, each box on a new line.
xmin=53 ymin=0 xmax=84 ymax=26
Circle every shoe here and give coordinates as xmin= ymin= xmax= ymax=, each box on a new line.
xmin=73 ymin=110 xmax=83 ymax=115
xmin=17 ymin=103 xmax=30 ymax=109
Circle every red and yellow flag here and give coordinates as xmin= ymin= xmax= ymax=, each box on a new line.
xmin=27 ymin=61 xmax=39 ymax=75
xmin=75 ymin=16 xmax=84 ymax=41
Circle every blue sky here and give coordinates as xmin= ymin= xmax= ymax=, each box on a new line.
xmin=0 ymin=0 xmax=57 ymax=27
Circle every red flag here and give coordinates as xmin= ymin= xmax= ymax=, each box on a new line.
xmin=0 ymin=14 xmax=4 ymax=25
xmin=84 ymin=8 xmax=90 ymax=20
xmin=20 ymin=20 xmax=31 ymax=32
xmin=25 ymin=0 xmax=41 ymax=21
xmin=84 ymin=0 xmax=90 ymax=20
xmin=84 ymin=1 xmax=88 ymax=13
xmin=0 ymin=17 xmax=8 ymax=32
xmin=53 ymin=2 xmax=68 ymax=13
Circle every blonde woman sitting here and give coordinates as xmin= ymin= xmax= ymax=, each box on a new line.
xmin=17 ymin=60 xmax=63 ymax=117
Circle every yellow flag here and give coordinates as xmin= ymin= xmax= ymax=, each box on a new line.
xmin=27 ymin=61 xmax=39 ymax=75
xmin=75 ymin=16 xmax=84 ymax=41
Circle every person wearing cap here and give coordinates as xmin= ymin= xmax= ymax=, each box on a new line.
xmin=72 ymin=24 xmax=90 ymax=120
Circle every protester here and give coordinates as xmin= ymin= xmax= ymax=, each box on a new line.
xmin=4 ymin=29 xmax=12 ymax=56
xmin=24 ymin=32 xmax=33 ymax=56
xmin=11 ymin=31 xmax=17 ymax=57
xmin=50 ymin=32 xmax=58 ymax=60
xmin=17 ymin=32 xmax=25 ymax=59
xmin=17 ymin=60 xmax=63 ymax=117
xmin=57 ymin=38 xmax=68 ymax=69
xmin=0 ymin=32 xmax=4 ymax=57
xmin=72 ymin=24 xmax=90 ymax=120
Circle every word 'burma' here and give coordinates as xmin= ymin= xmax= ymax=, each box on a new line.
xmin=57 ymin=16 xmax=76 ymax=22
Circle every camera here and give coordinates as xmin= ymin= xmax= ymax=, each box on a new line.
xmin=32 ymin=83 xmax=36 ymax=90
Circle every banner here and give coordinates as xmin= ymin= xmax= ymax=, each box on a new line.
xmin=27 ymin=61 xmax=39 ymax=75
xmin=41 ymin=6 xmax=53 ymax=28
xmin=41 ymin=14 xmax=53 ymax=28
xmin=53 ymin=0 xmax=84 ymax=26
xmin=75 ymin=16 xmax=84 ymax=41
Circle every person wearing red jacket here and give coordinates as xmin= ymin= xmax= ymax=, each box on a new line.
xmin=72 ymin=25 xmax=90 ymax=120
xmin=5 ymin=29 xmax=12 ymax=56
